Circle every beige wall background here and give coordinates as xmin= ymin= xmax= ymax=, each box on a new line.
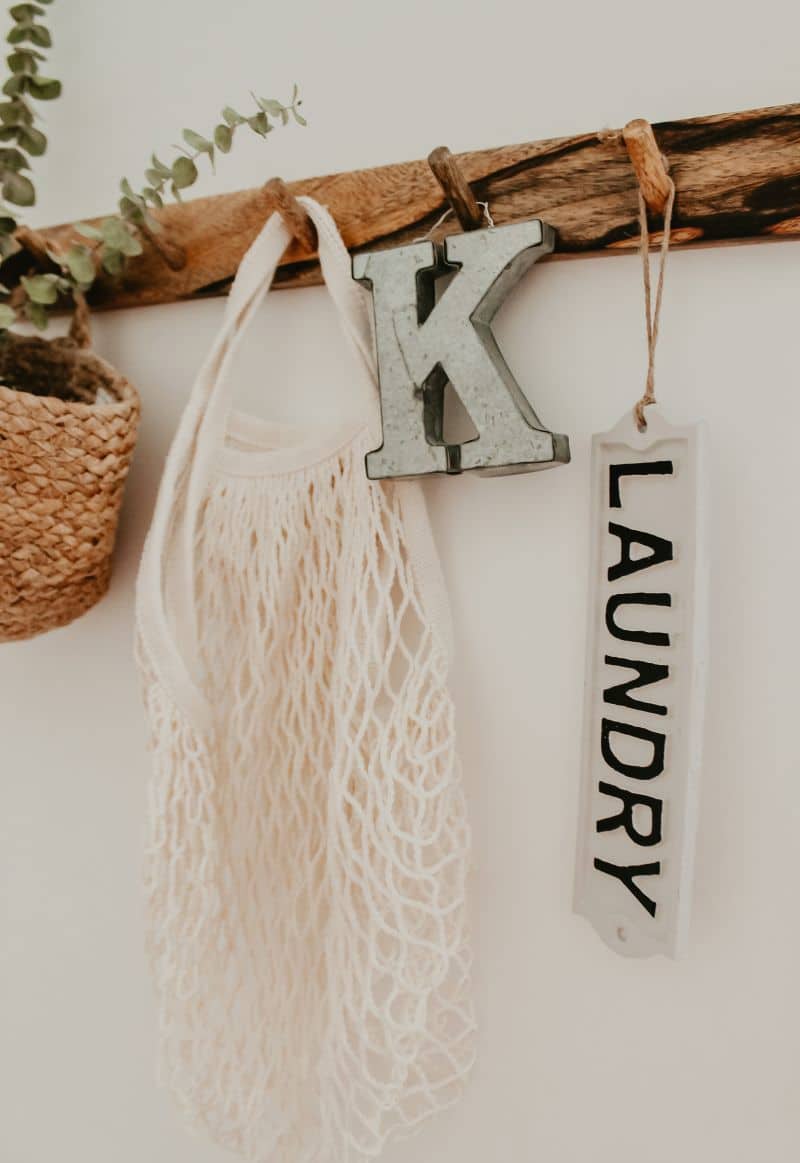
xmin=3 ymin=2 xmax=799 ymax=1161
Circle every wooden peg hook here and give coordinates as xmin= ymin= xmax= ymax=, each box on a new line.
xmin=264 ymin=177 xmax=317 ymax=252
xmin=427 ymin=145 xmax=485 ymax=231
xmin=622 ymin=119 xmax=673 ymax=216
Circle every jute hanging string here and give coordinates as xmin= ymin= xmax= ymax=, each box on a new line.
xmin=634 ymin=178 xmax=676 ymax=431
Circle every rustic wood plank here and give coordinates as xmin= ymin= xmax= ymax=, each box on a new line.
xmin=20 ymin=101 xmax=800 ymax=313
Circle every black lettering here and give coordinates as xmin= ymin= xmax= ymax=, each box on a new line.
xmin=608 ymin=522 xmax=673 ymax=581
xmin=597 ymin=781 xmax=663 ymax=847
xmin=601 ymin=718 xmax=665 ymax=780
xmin=609 ymin=460 xmax=673 ymax=508
xmin=594 ymin=858 xmax=660 ymax=916
xmin=606 ymin=592 xmax=671 ymax=647
xmin=604 ymin=655 xmax=668 ymax=716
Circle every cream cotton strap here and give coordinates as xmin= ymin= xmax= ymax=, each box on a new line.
xmin=139 ymin=198 xmax=382 ymax=724
xmin=187 ymin=197 xmax=379 ymax=516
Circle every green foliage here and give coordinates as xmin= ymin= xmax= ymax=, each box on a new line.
xmin=0 ymin=0 xmax=56 ymax=324
xmin=0 ymin=0 xmax=54 ymax=245
xmin=0 ymin=0 xmax=306 ymax=332
xmin=103 ymin=87 xmax=306 ymax=273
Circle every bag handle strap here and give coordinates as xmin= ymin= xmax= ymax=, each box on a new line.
xmin=138 ymin=198 xmax=379 ymax=724
xmin=297 ymin=196 xmax=376 ymax=377
xmin=214 ymin=196 xmax=376 ymax=402
xmin=184 ymin=197 xmax=378 ymax=544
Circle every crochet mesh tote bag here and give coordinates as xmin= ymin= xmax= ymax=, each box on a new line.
xmin=0 ymin=296 xmax=139 ymax=641
xmin=135 ymin=197 xmax=475 ymax=1163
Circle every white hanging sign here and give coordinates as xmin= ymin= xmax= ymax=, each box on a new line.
xmin=573 ymin=407 xmax=709 ymax=958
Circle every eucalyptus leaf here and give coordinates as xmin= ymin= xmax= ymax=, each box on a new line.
xmin=120 ymin=188 xmax=147 ymax=219
xmin=25 ymin=300 xmax=48 ymax=329
xmin=118 ymin=195 xmax=144 ymax=224
xmin=2 ymin=169 xmax=34 ymax=205
xmin=74 ymin=221 xmax=103 ymax=240
xmin=214 ymin=123 xmax=232 ymax=152
xmin=145 ymin=167 xmax=164 ymax=187
xmin=9 ymin=4 xmax=44 ymax=20
xmin=247 ymin=111 xmax=269 ymax=137
xmin=0 ymin=232 xmax=19 ymax=259
xmin=182 ymin=128 xmax=211 ymax=153
xmin=1 ymin=74 xmax=28 ymax=97
xmin=292 ymin=107 xmax=307 ymax=127
xmin=63 ymin=244 xmax=95 ymax=287
xmin=101 ymin=248 xmax=123 ymax=276
xmin=17 ymin=125 xmax=45 ymax=154
xmin=0 ymin=213 xmax=17 ymax=232
xmin=0 ymin=101 xmax=17 ymax=123
xmin=21 ymin=272 xmax=59 ymax=304
xmin=142 ymin=185 xmax=163 ymax=208
xmin=7 ymin=47 xmax=42 ymax=67
xmin=255 ymin=97 xmax=285 ymax=117
xmin=171 ymin=155 xmax=197 ymax=189
xmin=28 ymin=23 xmax=51 ymax=47
xmin=7 ymin=49 xmax=38 ymax=73
xmin=27 ymin=74 xmax=60 ymax=99
xmin=121 ymin=226 xmax=143 ymax=256
xmin=141 ymin=209 xmax=161 ymax=233
xmin=0 ymin=99 xmax=32 ymax=125
xmin=0 ymin=303 xmax=16 ymax=329
xmin=102 ymin=215 xmax=142 ymax=255
xmin=8 ymin=21 xmax=50 ymax=47
xmin=222 ymin=105 xmax=243 ymax=127
xmin=0 ymin=146 xmax=28 ymax=170
xmin=101 ymin=216 xmax=130 ymax=248
xmin=150 ymin=152 xmax=171 ymax=178
xmin=0 ymin=127 xmax=18 ymax=142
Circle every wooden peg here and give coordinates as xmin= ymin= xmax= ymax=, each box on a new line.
xmin=427 ymin=145 xmax=485 ymax=231
xmin=14 ymin=225 xmax=54 ymax=267
xmin=138 ymin=223 xmax=187 ymax=272
xmin=622 ymin=118 xmax=673 ymax=215
xmin=264 ymin=177 xmax=317 ymax=253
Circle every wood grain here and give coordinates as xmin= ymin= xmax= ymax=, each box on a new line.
xmin=17 ymin=101 xmax=800 ymax=313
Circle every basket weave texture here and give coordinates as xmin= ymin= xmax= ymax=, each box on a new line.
xmin=0 ymin=311 xmax=140 ymax=642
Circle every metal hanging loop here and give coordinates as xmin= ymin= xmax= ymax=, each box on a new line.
xmin=427 ymin=145 xmax=485 ymax=232
xmin=263 ymin=177 xmax=318 ymax=253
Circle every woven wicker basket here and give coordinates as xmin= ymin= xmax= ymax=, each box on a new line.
xmin=0 ymin=299 xmax=140 ymax=642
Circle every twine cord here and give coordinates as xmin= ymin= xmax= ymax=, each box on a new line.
xmin=413 ymin=200 xmax=494 ymax=243
xmin=634 ymin=179 xmax=675 ymax=431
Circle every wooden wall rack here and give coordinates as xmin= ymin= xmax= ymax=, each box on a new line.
xmin=22 ymin=101 xmax=800 ymax=313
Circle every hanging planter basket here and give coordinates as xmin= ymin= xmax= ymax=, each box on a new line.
xmin=0 ymin=296 xmax=140 ymax=642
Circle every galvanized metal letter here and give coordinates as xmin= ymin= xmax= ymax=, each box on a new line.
xmin=352 ymin=220 xmax=570 ymax=479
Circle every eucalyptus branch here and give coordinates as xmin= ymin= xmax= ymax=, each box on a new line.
xmin=0 ymin=0 xmax=306 ymax=331
xmin=69 ymin=85 xmax=306 ymax=285
xmin=0 ymin=0 xmax=58 ymax=329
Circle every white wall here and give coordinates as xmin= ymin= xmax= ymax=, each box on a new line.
xmin=3 ymin=2 xmax=799 ymax=1161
